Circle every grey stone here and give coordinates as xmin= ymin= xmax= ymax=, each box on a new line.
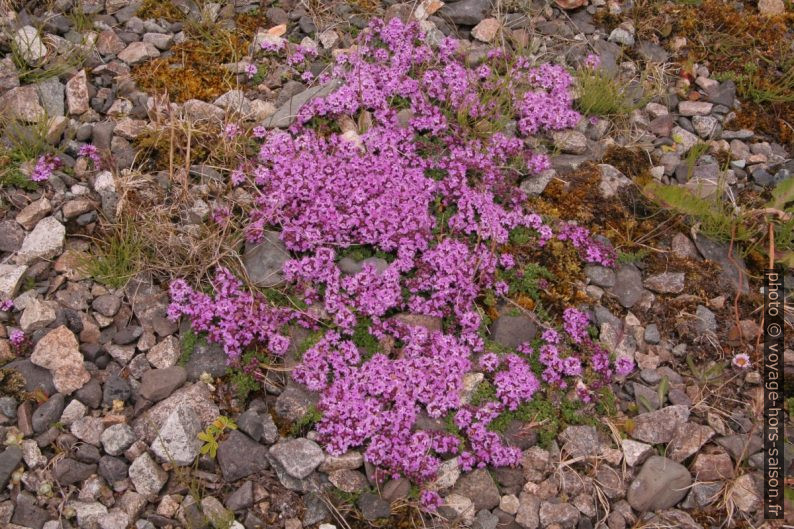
xmin=274 ymin=383 xmax=317 ymax=422
xmin=0 ymin=220 xmax=25 ymax=252
xmin=473 ymin=508 xmax=500 ymax=529
xmin=439 ymin=0 xmax=490 ymax=25
xmin=357 ymin=493 xmax=391 ymax=521
xmin=451 ymin=468 xmax=500 ymax=511
xmin=608 ymin=27 xmax=635 ymax=46
xmin=694 ymin=305 xmax=717 ymax=334
xmin=14 ymin=26 xmax=47 ymax=65
xmin=609 ymin=265 xmax=646 ymax=308
xmin=35 ymin=77 xmax=65 ymax=117
xmin=217 ymin=430 xmax=269 ymax=482
xmin=133 ymin=382 xmax=219 ymax=443
xmin=185 ymin=343 xmax=227 ymax=381
xmin=138 ymin=366 xmax=187 ymax=402
xmin=32 ymin=393 xmax=65 ymax=433
xmin=0 ymin=445 xmax=22 ymax=490
xmin=129 ymin=452 xmax=168 ymax=496
xmin=692 ymin=115 xmax=719 ymax=139
xmin=98 ymin=456 xmax=129 ymax=483
xmin=627 ymin=456 xmax=692 ymax=511
xmin=559 ymin=425 xmax=600 ymax=458
xmin=631 ymin=405 xmax=690 ymax=444
xmin=553 ymin=130 xmax=589 ymax=155
xmin=639 ymin=324 xmax=660 ymax=346
xmin=16 ymin=217 xmax=65 ymax=264
xmin=103 ymin=375 xmax=131 ymax=406
xmin=633 ymin=383 xmax=661 ymax=412
xmin=54 ymin=457 xmax=97 ymax=485
xmin=242 ymin=230 xmax=290 ymax=287
xmin=668 ymin=423 xmax=714 ymax=462
xmin=225 ymin=481 xmax=253 ymax=511
xmin=539 ymin=502 xmax=579 ymax=528
xmin=519 ymin=169 xmax=555 ymax=196
xmin=516 ymin=491 xmax=540 ymax=529
xmin=71 ymin=416 xmax=105 ymax=445
xmin=92 ymin=294 xmax=121 ymax=317
xmin=491 ymin=313 xmax=538 ymax=349
xmin=101 ymin=423 xmax=137 ymax=456
xmin=150 ymin=404 xmax=202 ymax=466
xmin=12 ymin=491 xmax=49 ymax=529
xmin=265 ymin=79 xmax=342 ymax=128
xmin=237 ymin=410 xmax=264 ymax=442
xmin=705 ymin=80 xmax=736 ymax=107
xmin=621 ymin=439 xmax=653 ymax=467
xmin=269 ymin=438 xmax=324 ymax=479
xmin=643 ymin=272 xmax=685 ymax=294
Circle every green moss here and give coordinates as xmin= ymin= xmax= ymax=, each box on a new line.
xmin=179 ymin=329 xmax=204 ymax=366
xmin=293 ymin=329 xmax=325 ymax=362
xmin=291 ymin=404 xmax=323 ymax=436
xmin=352 ymin=317 xmax=379 ymax=360
xmin=470 ymin=380 xmax=497 ymax=407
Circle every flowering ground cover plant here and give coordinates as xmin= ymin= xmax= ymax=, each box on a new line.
xmin=168 ymin=17 xmax=632 ymax=508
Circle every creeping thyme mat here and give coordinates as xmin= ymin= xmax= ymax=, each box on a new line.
xmin=167 ymin=18 xmax=633 ymax=509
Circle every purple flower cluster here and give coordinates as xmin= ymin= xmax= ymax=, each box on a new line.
xmin=30 ymin=154 xmax=61 ymax=182
xmin=167 ymin=268 xmax=300 ymax=361
xmin=78 ymin=144 xmax=101 ymax=169
xmin=170 ymin=17 xmax=632 ymax=495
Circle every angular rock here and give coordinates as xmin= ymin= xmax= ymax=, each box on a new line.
xmin=269 ymin=438 xmax=324 ymax=479
xmin=451 ymin=468 xmax=500 ymax=511
xmin=265 ymin=79 xmax=342 ymax=128
xmin=539 ymin=502 xmax=579 ymax=528
xmin=129 ymin=452 xmax=168 ymax=496
xmin=12 ymin=491 xmax=49 ymax=529
xmin=150 ymin=404 xmax=202 ymax=466
xmin=627 ymin=456 xmax=691 ymax=511
xmin=515 ymin=491 xmax=540 ymax=529
xmin=30 ymin=325 xmax=89 ymax=395
xmin=668 ymin=423 xmax=714 ymax=463
xmin=138 ymin=366 xmax=187 ymax=402
xmin=54 ymin=458 xmax=97 ymax=485
xmin=598 ymin=164 xmax=632 ymax=198
xmin=242 ymin=230 xmax=290 ymax=287
xmin=217 ymin=430 xmax=269 ymax=482
xmin=609 ymin=265 xmax=645 ymax=308
xmin=643 ymin=272 xmax=685 ymax=294
xmin=146 ymin=336 xmax=181 ymax=369
xmin=491 ymin=313 xmax=537 ymax=349
xmin=0 ymin=445 xmax=22 ymax=490
xmin=630 ymin=405 xmax=690 ymax=444
xmin=17 ymin=217 xmax=65 ymax=264
xmin=20 ymin=298 xmax=57 ymax=333
xmin=621 ymin=439 xmax=652 ymax=467
xmin=357 ymin=493 xmax=391 ymax=521
xmin=101 ymin=424 xmax=137 ymax=456
xmin=559 ymin=425 xmax=600 ymax=458
xmin=133 ymin=383 xmax=219 ymax=443
xmin=32 ymin=393 xmax=65 ymax=433
xmin=0 ymin=86 xmax=45 ymax=122
xmin=0 ymin=264 xmax=28 ymax=300
xmin=552 ymin=130 xmax=588 ymax=155
xmin=71 ymin=416 xmax=105 ymax=445
xmin=66 ymin=70 xmax=90 ymax=116
xmin=117 ymin=41 xmax=160 ymax=64
xmin=471 ymin=18 xmax=500 ymax=42
xmin=439 ymin=0 xmax=490 ymax=25
xmin=678 ymin=101 xmax=713 ymax=117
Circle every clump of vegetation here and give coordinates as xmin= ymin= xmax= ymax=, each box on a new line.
xmin=0 ymin=117 xmax=60 ymax=191
xmin=643 ymin=176 xmax=794 ymax=267
xmin=82 ymin=222 xmax=145 ymax=289
xmin=132 ymin=8 xmax=267 ymax=103
xmin=575 ymin=68 xmax=637 ymax=116
xmin=291 ymin=404 xmax=323 ymax=436
xmin=198 ymin=416 xmax=237 ymax=458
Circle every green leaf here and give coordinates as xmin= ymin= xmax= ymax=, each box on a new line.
xmin=768 ymin=178 xmax=794 ymax=211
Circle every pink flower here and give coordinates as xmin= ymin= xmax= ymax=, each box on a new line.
xmin=732 ymin=353 xmax=751 ymax=369
xmin=31 ymin=154 xmax=61 ymax=182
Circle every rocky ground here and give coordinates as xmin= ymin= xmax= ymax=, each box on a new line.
xmin=0 ymin=1 xmax=793 ymax=529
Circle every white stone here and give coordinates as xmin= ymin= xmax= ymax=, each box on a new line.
xmin=16 ymin=217 xmax=65 ymax=264
xmin=14 ymin=26 xmax=47 ymax=65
